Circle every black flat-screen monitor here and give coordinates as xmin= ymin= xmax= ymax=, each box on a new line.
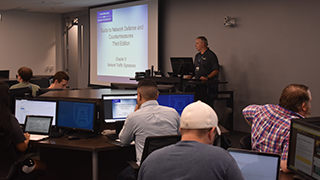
xmin=56 ymin=99 xmax=96 ymax=132
xmin=170 ymin=57 xmax=194 ymax=77
xmin=157 ymin=93 xmax=195 ymax=115
xmin=0 ymin=70 xmax=9 ymax=78
xmin=288 ymin=117 xmax=320 ymax=180
xmin=102 ymin=94 xmax=137 ymax=123
xmin=9 ymin=87 xmax=32 ymax=114
xmin=15 ymin=98 xmax=57 ymax=126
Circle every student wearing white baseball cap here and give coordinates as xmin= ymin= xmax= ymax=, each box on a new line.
xmin=138 ymin=101 xmax=244 ymax=180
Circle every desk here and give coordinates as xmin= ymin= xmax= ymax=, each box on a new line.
xmin=31 ymin=135 xmax=135 ymax=180
xmin=39 ymin=88 xmax=137 ymax=100
xmin=280 ymin=172 xmax=294 ymax=180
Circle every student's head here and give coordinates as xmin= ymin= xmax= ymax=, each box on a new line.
xmin=195 ymin=36 xmax=208 ymax=52
xmin=51 ymin=71 xmax=69 ymax=89
xmin=136 ymin=79 xmax=158 ymax=105
xmin=279 ymin=84 xmax=312 ymax=117
xmin=17 ymin=67 xmax=33 ymax=82
xmin=180 ymin=101 xmax=220 ymax=145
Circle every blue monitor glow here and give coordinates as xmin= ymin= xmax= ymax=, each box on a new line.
xmin=288 ymin=117 xmax=320 ymax=180
xmin=157 ymin=93 xmax=195 ymax=115
xmin=15 ymin=98 xmax=57 ymax=126
xmin=57 ymin=100 xmax=96 ymax=132
xmin=102 ymin=94 xmax=137 ymax=123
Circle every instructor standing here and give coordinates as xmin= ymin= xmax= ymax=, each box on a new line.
xmin=187 ymin=36 xmax=220 ymax=81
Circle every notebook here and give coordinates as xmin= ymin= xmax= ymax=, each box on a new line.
xmin=23 ymin=115 xmax=53 ymax=141
xmin=227 ymin=148 xmax=281 ymax=180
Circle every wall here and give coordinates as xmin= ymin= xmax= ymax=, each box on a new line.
xmin=0 ymin=10 xmax=62 ymax=78
xmin=159 ymin=0 xmax=320 ymax=132
xmin=2 ymin=0 xmax=320 ymax=132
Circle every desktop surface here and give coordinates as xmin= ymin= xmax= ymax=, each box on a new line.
xmin=40 ymin=88 xmax=137 ymax=99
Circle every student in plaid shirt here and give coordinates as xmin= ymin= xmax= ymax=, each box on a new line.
xmin=242 ymin=84 xmax=312 ymax=173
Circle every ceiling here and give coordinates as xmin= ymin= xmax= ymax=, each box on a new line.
xmin=0 ymin=0 xmax=127 ymax=14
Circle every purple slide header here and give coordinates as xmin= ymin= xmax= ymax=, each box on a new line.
xmin=97 ymin=10 xmax=113 ymax=23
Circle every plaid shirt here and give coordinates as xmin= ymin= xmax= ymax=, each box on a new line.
xmin=242 ymin=104 xmax=303 ymax=160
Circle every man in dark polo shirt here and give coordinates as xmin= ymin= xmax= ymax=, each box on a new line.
xmin=186 ymin=36 xmax=220 ymax=108
xmin=187 ymin=36 xmax=220 ymax=81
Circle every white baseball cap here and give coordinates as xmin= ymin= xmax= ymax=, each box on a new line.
xmin=180 ymin=100 xmax=221 ymax=135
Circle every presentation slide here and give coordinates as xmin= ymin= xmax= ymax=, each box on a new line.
xmin=90 ymin=0 xmax=158 ymax=86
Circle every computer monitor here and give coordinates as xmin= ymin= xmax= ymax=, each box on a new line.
xmin=157 ymin=93 xmax=195 ymax=115
xmin=288 ymin=117 xmax=320 ymax=180
xmin=0 ymin=70 xmax=9 ymax=78
xmin=56 ymin=99 xmax=96 ymax=132
xmin=102 ymin=94 xmax=137 ymax=123
xmin=15 ymin=98 xmax=57 ymax=125
xmin=170 ymin=57 xmax=194 ymax=77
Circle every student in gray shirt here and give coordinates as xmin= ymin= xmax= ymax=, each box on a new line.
xmin=138 ymin=101 xmax=244 ymax=180
xmin=118 ymin=79 xmax=180 ymax=180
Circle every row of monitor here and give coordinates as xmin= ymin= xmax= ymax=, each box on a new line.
xmin=14 ymin=92 xmax=195 ymax=133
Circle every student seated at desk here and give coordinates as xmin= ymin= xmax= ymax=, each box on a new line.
xmin=138 ymin=101 xmax=244 ymax=180
xmin=242 ymin=84 xmax=312 ymax=173
xmin=0 ymin=81 xmax=46 ymax=175
xmin=118 ymin=79 xmax=180 ymax=180
xmin=48 ymin=71 xmax=69 ymax=89
xmin=10 ymin=67 xmax=40 ymax=97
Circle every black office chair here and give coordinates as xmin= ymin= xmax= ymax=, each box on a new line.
xmin=219 ymin=107 xmax=233 ymax=130
xmin=9 ymin=87 xmax=33 ymax=114
xmin=0 ymin=133 xmax=45 ymax=180
xmin=30 ymin=78 xmax=50 ymax=88
xmin=239 ymin=134 xmax=251 ymax=150
xmin=127 ymin=134 xmax=181 ymax=178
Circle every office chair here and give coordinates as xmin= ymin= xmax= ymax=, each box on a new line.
xmin=9 ymin=87 xmax=33 ymax=114
xmin=239 ymin=134 xmax=251 ymax=150
xmin=30 ymin=78 xmax=50 ymax=88
xmin=127 ymin=134 xmax=181 ymax=178
xmin=0 ymin=133 xmax=45 ymax=180
xmin=219 ymin=107 xmax=233 ymax=130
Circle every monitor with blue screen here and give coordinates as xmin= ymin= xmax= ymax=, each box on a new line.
xmin=157 ymin=93 xmax=195 ymax=115
xmin=56 ymin=100 xmax=96 ymax=132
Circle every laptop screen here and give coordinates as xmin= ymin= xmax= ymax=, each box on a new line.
xmin=24 ymin=115 xmax=53 ymax=135
xmin=15 ymin=98 xmax=57 ymax=126
xmin=227 ymin=148 xmax=280 ymax=180
xmin=102 ymin=94 xmax=137 ymax=123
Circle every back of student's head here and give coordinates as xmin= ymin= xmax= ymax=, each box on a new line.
xmin=18 ymin=67 xmax=33 ymax=82
xmin=279 ymin=84 xmax=310 ymax=112
xmin=137 ymin=79 xmax=158 ymax=100
xmin=52 ymin=71 xmax=69 ymax=83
